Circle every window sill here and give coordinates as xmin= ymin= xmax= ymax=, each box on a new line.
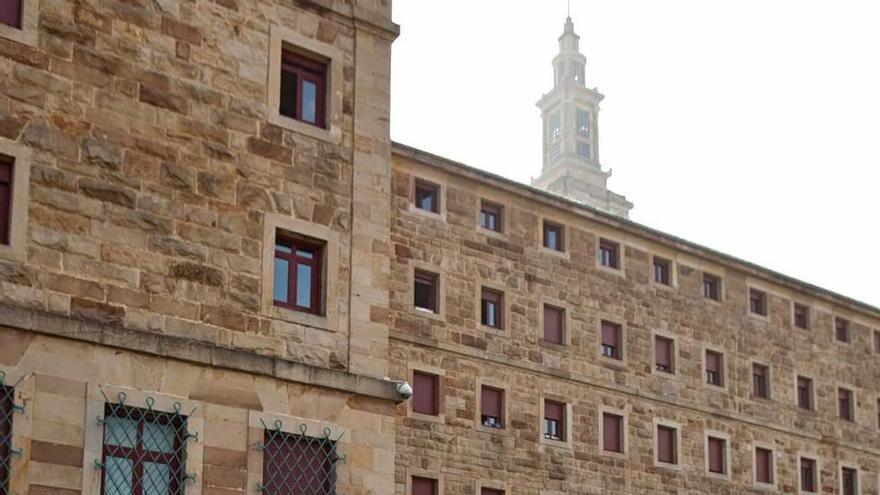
xmin=477 ymin=226 xmax=507 ymax=240
xmin=475 ymin=423 xmax=508 ymax=436
xmin=651 ymin=281 xmax=676 ymax=291
xmin=406 ymin=205 xmax=448 ymax=223
xmin=650 ymin=368 xmax=677 ymax=378
xmin=0 ymin=23 xmax=37 ymax=48
xmin=267 ymin=112 xmax=341 ymax=145
xmin=596 ymin=264 xmax=624 ymax=277
xmin=706 ymin=472 xmax=731 ymax=482
xmin=539 ymin=339 xmax=568 ymax=350
xmin=654 ymin=461 xmax=682 ymax=471
xmin=412 ymin=306 xmax=445 ymax=322
xmin=539 ymin=437 xmax=572 ymax=450
xmin=409 ymin=412 xmax=445 ymax=424
xmin=704 ymin=383 xmax=727 ymax=392
xmin=599 ymin=450 xmax=627 ymax=460
xmin=753 ymin=482 xmax=778 ymax=492
xmin=268 ymin=304 xmax=335 ymax=333
xmin=0 ymin=244 xmax=26 ymax=263
xmin=748 ymin=312 xmax=770 ymax=322
xmin=539 ymin=247 xmax=569 ymax=260
xmin=598 ymin=356 xmax=627 ymax=371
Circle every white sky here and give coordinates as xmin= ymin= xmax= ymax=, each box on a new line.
xmin=389 ymin=1 xmax=880 ymax=309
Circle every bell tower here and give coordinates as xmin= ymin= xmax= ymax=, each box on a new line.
xmin=532 ymin=17 xmax=633 ymax=218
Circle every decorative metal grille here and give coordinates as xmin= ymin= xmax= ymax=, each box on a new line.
xmin=258 ymin=421 xmax=345 ymax=495
xmin=96 ymin=392 xmax=197 ymax=495
xmin=1 ymin=371 xmax=25 ymax=495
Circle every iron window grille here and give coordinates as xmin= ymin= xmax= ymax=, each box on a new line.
xmin=96 ymin=392 xmax=197 ymax=495
xmin=1 ymin=371 xmax=25 ymax=495
xmin=258 ymin=420 xmax=345 ymax=495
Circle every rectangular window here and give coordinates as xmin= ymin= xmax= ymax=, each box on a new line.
xmin=836 ymin=317 xmax=850 ymax=343
xmin=874 ymin=331 xmax=880 ymax=354
xmin=0 ymin=156 xmax=12 ymax=246
xmin=480 ymin=288 xmax=504 ymax=329
xmin=707 ymin=436 xmax=727 ymax=475
xmin=274 ymin=234 xmax=323 ymax=315
xmin=705 ymin=350 xmax=724 ymax=387
xmin=411 ymin=477 xmax=437 ymax=495
xmin=755 ymin=447 xmax=774 ymax=484
xmin=841 ymin=467 xmax=858 ymax=495
xmin=656 ymin=425 xmax=677 ymax=465
xmin=0 ymin=1 xmax=22 ymax=29
xmin=279 ymin=49 xmax=327 ymax=128
xmin=653 ymin=257 xmax=671 ymax=285
xmin=800 ymin=457 xmax=818 ymax=493
xmin=598 ymin=239 xmax=620 ymax=269
xmin=576 ymin=140 xmax=591 ymax=159
xmin=654 ymin=336 xmax=674 ymax=374
xmin=480 ymin=386 xmax=504 ymax=429
xmin=414 ymin=180 xmax=440 ymax=213
xmin=602 ymin=413 xmax=623 ymax=453
xmin=262 ymin=428 xmax=340 ymax=495
xmin=543 ymin=304 xmax=565 ymax=345
xmin=601 ymin=321 xmax=622 ymax=360
xmin=1 ymin=382 xmax=14 ymax=495
xmin=412 ymin=371 xmax=439 ymax=416
xmin=543 ymin=221 xmax=564 ymax=252
xmin=752 ymin=363 xmax=770 ymax=399
xmin=794 ymin=303 xmax=810 ymax=330
xmin=543 ymin=400 xmax=565 ymax=442
xmin=703 ymin=274 xmax=721 ymax=301
xmin=797 ymin=376 xmax=814 ymax=411
xmin=100 ymin=404 xmax=188 ymax=495
xmin=749 ymin=288 xmax=767 ymax=316
xmin=838 ymin=388 xmax=854 ymax=422
xmin=481 ymin=489 xmax=503 ymax=495
xmin=576 ymin=109 xmax=590 ymax=138
xmin=479 ymin=200 xmax=503 ymax=233
xmin=414 ymin=270 xmax=439 ymax=313
xmin=877 ymin=398 xmax=880 ymax=430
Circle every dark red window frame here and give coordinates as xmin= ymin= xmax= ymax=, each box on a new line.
xmin=479 ymin=200 xmax=503 ymax=233
xmin=280 ymin=48 xmax=327 ymax=128
xmin=797 ymin=376 xmax=813 ymax=410
xmin=543 ymin=221 xmax=564 ymax=252
xmin=793 ymin=303 xmax=810 ymax=329
xmin=414 ymin=270 xmax=438 ymax=313
xmin=0 ymin=1 xmax=22 ymax=29
xmin=601 ymin=321 xmax=622 ymax=360
xmin=800 ymin=457 xmax=817 ymax=493
xmin=262 ymin=430 xmax=337 ymax=495
xmin=703 ymin=273 xmax=721 ymax=301
xmin=414 ymin=180 xmax=440 ymax=214
xmin=598 ymin=239 xmax=619 ymax=268
xmin=1 ymin=384 xmax=13 ymax=494
xmin=838 ymin=388 xmax=854 ymax=421
xmin=749 ymin=289 xmax=767 ymax=316
xmin=543 ymin=400 xmax=565 ymax=441
xmin=755 ymin=447 xmax=773 ymax=484
xmin=602 ymin=412 xmax=623 ymax=453
xmin=480 ymin=385 xmax=504 ymax=429
xmin=653 ymin=257 xmax=671 ymax=285
xmin=835 ymin=317 xmax=850 ymax=343
xmin=480 ymin=288 xmax=503 ymax=329
xmin=543 ymin=304 xmax=565 ymax=345
xmin=412 ymin=371 xmax=439 ymax=416
xmin=100 ymin=405 xmax=187 ymax=495
xmin=705 ymin=350 xmax=724 ymax=386
xmin=274 ymin=235 xmax=323 ymax=315
xmin=707 ymin=436 xmax=726 ymax=474
xmin=752 ymin=363 xmax=770 ymax=399
xmin=0 ymin=156 xmax=13 ymax=246
xmin=657 ymin=424 xmax=677 ymax=464
xmin=655 ymin=336 xmax=674 ymax=373
xmin=411 ymin=477 xmax=437 ymax=495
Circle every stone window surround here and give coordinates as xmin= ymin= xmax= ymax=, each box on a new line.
xmin=407 ymin=364 xmax=445 ymax=424
xmin=833 ymin=315 xmax=853 ymax=346
xmin=408 ymin=175 xmax=448 ymax=222
xmin=406 ymin=470 xmax=443 ymax=495
xmin=476 ymin=282 xmax=509 ymax=335
xmin=596 ymin=316 xmax=627 ymax=368
xmin=474 ymin=378 xmax=510 ymax=435
xmin=796 ymin=451 xmax=822 ymax=495
xmin=837 ymin=383 xmax=857 ymax=424
xmin=652 ymin=417 xmax=682 ymax=469
xmin=793 ymin=371 xmax=816 ymax=413
xmin=704 ymin=430 xmax=732 ymax=480
xmin=476 ymin=196 xmax=509 ymax=238
xmin=595 ymin=234 xmax=626 ymax=275
xmin=538 ymin=216 xmax=569 ymax=258
xmin=538 ymin=297 xmax=573 ymax=348
xmin=474 ymin=478 xmax=508 ymax=495
xmin=649 ymin=253 xmax=677 ymax=289
xmin=650 ymin=329 xmax=678 ymax=377
xmin=750 ymin=359 xmax=773 ymax=401
xmin=838 ymin=461 xmax=861 ymax=495
xmin=0 ymin=0 xmax=38 ymax=47
xmin=410 ymin=262 xmax=445 ymax=321
xmin=538 ymin=395 xmax=573 ymax=449
xmin=597 ymin=404 xmax=629 ymax=458
xmin=267 ymin=24 xmax=344 ymax=144
xmin=701 ymin=345 xmax=728 ymax=391
xmin=791 ymin=300 xmax=813 ymax=330
xmin=700 ymin=269 xmax=726 ymax=303
xmin=82 ymin=384 xmax=205 ymax=495
xmin=261 ymin=213 xmax=342 ymax=332
xmin=746 ymin=283 xmax=772 ymax=321
xmin=0 ymin=139 xmax=32 ymax=263
xmin=1 ymin=367 xmax=34 ymax=495
xmin=751 ymin=441 xmax=779 ymax=490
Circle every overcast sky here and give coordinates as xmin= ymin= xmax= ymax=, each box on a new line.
xmin=389 ymin=1 xmax=880 ymax=309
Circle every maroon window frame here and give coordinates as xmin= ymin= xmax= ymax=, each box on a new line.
xmin=703 ymin=274 xmax=721 ymax=301
xmin=842 ymin=467 xmax=857 ymax=495
xmin=752 ymin=364 xmax=770 ymax=399
xmin=274 ymin=235 xmax=323 ymax=315
xmin=705 ymin=351 xmax=723 ymax=386
xmin=657 ymin=425 xmax=677 ymax=464
xmin=707 ymin=437 xmax=726 ymax=474
xmin=100 ymin=405 xmax=187 ymax=495
xmin=543 ymin=400 xmax=565 ymax=441
xmin=794 ymin=304 xmax=810 ymax=329
xmin=414 ymin=270 xmax=438 ymax=313
xmin=653 ymin=257 xmax=670 ymax=285
xmin=601 ymin=321 xmax=622 ymax=360
xmin=262 ymin=430 xmax=336 ymax=495
xmin=414 ymin=180 xmax=440 ymax=213
xmin=480 ymin=386 xmax=504 ymax=429
xmin=280 ymin=49 xmax=327 ymax=128
xmin=655 ymin=336 xmax=674 ymax=373
xmin=800 ymin=458 xmax=817 ymax=492
xmin=1 ymin=384 xmax=13 ymax=494
xmin=835 ymin=318 xmax=850 ymax=343
xmin=877 ymin=398 xmax=880 ymax=430
xmin=0 ymin=1 xmax=22 ymax=29
xmin=797 ymin=376 xmax=813 ymax=410
xmin=749 ymin=289 xmax=767 ymax=316
xmin=838 ymin=388 xmax=853 ymax=421
xmin=412 ymin=371 xmax=439 ymax=416
xmin=755 ymin=447 xmax=773 ymax=484
xmin=0 ymin=156 xmax=13 ymax=246
xmin=598 ymin=239 xmax=619 ymax=268
xmin=480 ymin=288 xmax=503 ymax=329
xmin=479 ymin=201 xmax=503 ymax=232
xmin=543 ymin=304 xmax=564 ymax=345
xmin=411 ymin=477 xmax=437 ymax=495
xmin=602 ymin=413 xmax=623 ymax=453
xmin=543 ymin=221 xmax=564 ymax=252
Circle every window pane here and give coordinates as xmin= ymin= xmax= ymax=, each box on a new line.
xmin=302 ymin=80 xmax=317 ymax=123
xmin=296 ymin=248 xmax=314 ymax=259
xmin=295 ymin=263 xmax=312 ymax=308
xmin=143 ymin=462 xmax=171 ymax=495
xmin=103 ymin=456 xmax=134 ymax=495
xmin=279 ymin=70 xmax=297 ymax=118
xmin=104 ymin=416 xmax=137 ymax=448
xmin=273 ymin=257 xmax=290 ymax=303
xmin=143 ymin=422 xmax=175 ymax=453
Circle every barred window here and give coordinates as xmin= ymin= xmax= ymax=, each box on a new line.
xmin=262 ymin=424 xmax=343 ymax=495
xmin=1 ymin=381 xmax=14 ymax=495
xmin=100 ymin=399 xmax=189 ymax=495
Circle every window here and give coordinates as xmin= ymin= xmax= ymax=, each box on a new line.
xmin=576 ymin=109 xmax=590 ymax=138
xmin=414 ymin=180 xmax=440 ymax=214
xmin=279 ymin=49 xmax=327 ymax=128
xmin=841 ymin=467 xmax=858 ymax=495
xmin=414 ymin=270 xmax=439 ymax=313
xmin=262 ymin=428 xmax=341 ymax=495
xmin=799 ymin=457 xmax=818 ymax=493
xmin=703 ymin=274 xmax=721 ymax=301
xmin=480 ymin=288 xmax=504 ymax=329
xmin=705 ymin=350 xmax=724 ymax=387
xmin=100 ymin=404 xmax=188 ymax=495
xmin=547 ymin=113 xmax=562 ymax=162
xmin=543 ymin=304 xmax=565 ymax=345
xmin=602 ymin=412 xmax=623 ymax=453
xmin=749 ymin=288 xmax=767 ymax=316
xmin=797 ymin=376 xmax=814 ymax=411
xmin=656 ymin=425 xmax=678 ymax=465
xmin=877 ymin=398 xmax=880 ymax=430
xmin=654 ymin=336 xmax=674 ymax=374
xmin=1 ymin=382 xmax=14 ymax=495
xmin=479 ymin=201 xmax=503 ymax=233
xmin=0 ymin=1 xmax=22 ymax=29
xmin=274 ymin=234 xmax=323 ymax=315
xmin=835 ymin=317 xmax=850 ymax=343
xmin=838 ymin=388 xmax=854 ymax=422
xmin=543 ymin=400 xmax=565 ymax=442
xmin=411 ymin=477 xmax=437 ymax=495
xmin=601 ymin=321 xmax=622 ymax=360
xmin=752 ymin=363 xmax=770 ymax=399
xmin=576 ymin=140 xmax=591 ymax=159
xmin=874 ymin=331 xmax=880 ymax=354
xmin=480 ymin=386 xmax=504 ymax=429
xmin=755 ymin=447 xmax=774 ymax=485
xmin=543 ymin=221 xmax=564 ymax=252
xmin=652 ymin=257 xmax=671 ymax=285
xmin=794 ymin=303 xmax=810 ymax=329
xmin=707 ymin=436 xmax=727 ymax=475
xmin=0 ymin=156 xmax=11 ymax=246
xmin=598 ymin=239 xmax=620 ymax=269
xmin=480 ymin=489 xmax=503 ymax=495
xmin=412 ymin=371 xmax=439 ymax=416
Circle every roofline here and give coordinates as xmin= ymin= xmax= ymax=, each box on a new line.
xmin=390 ymin=141 xmax=880 ymax=319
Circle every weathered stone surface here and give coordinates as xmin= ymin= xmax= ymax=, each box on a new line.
xmin=70 ymin=297 xmax=124 ymax=324
xmin=78 ymin=178 xmax=137 ymax=208
xmin=169 ymin=261 xmax=224 ymax=287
